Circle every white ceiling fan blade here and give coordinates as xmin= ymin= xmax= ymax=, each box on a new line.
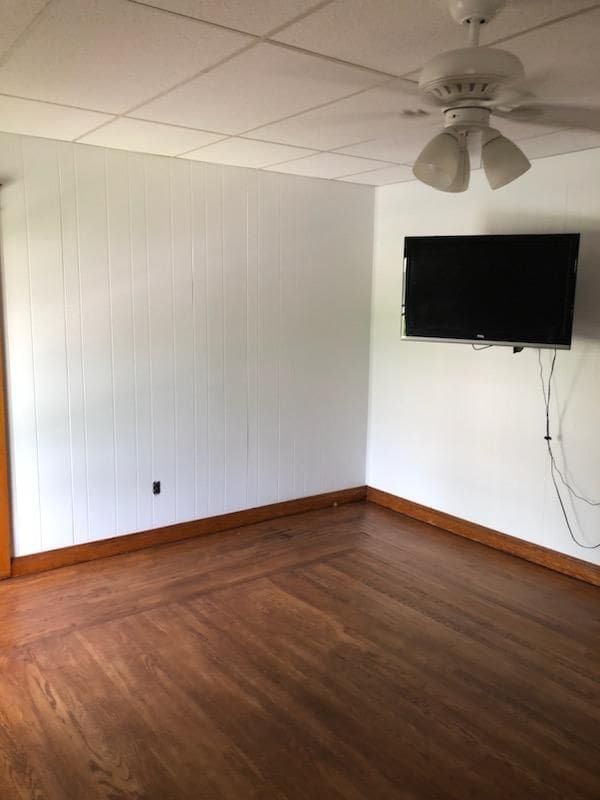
xmin=483 ymin=87 xmax=536 ymax=111
xmin=380 ymin=77 xmax=444 ymax=108
xmin=271 ymin=61 xmax=431 ymax=98
xmin=460 ymin=68 xmax=548 ymax=111
xmin=479 ymin=68 xmax=551 ymax=108
xmin=493 ymin=104 xmax=600 ymax=132
xmin=307 ymin=109 xmax=433 ymax=125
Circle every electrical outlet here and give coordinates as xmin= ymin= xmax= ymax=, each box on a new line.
xmin=153 ymin=481 xmax=161 ymax=495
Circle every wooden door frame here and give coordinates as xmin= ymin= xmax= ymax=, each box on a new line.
xmin=0 ymin=315 xmax=11 ymax=578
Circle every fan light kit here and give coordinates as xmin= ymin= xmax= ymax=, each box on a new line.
xmin=413 ymin=0 xmax=532 ymax=192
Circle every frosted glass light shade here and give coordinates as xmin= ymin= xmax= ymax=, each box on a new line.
xmin=481 ymin=128 xmax=531 ymax=190
xmin=413 ymin=131 xmax=461 ymax=190
xmin=442 ymin=144 xmax=470 ymax=192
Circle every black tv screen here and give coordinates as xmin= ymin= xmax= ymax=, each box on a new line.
xmin=403 ymin=234 xmax=580 ymax=349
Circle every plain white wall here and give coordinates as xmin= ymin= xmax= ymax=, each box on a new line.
xmin=368 ymin=148 xmax=600 ymax=566
xmin=0 ymin=133 xmax=374 ymax=557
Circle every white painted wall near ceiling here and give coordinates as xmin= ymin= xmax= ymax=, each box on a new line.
xmin=368 ymin=148 xmax=600 ymax=566
xmin=0 ymin=132 xmax=374 ymax=557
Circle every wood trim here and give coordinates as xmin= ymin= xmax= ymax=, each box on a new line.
xmin=0 ymin=313 xmax=11 ymax=579
xmin=11 ymin=486 xmax=367 ymax=577
xmin=366 ymin=486 xmax=600 ymax=588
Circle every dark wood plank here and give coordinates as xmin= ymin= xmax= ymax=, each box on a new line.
xmin=367 ymin=486 xmax=600 ymax=586
xmin=0 ymin=504 xmax=366 ymax=650
xmin=0 ymin=502 xmax=598 ymax=799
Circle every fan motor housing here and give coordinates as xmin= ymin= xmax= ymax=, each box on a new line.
xmin=419 ymin=46 xmax=525 ymax=106
xmin=443 ymin=106 xmax=491 ymax=129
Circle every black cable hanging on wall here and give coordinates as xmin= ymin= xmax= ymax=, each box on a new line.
xmin=537 ymin=349 xmax=600 ymax=549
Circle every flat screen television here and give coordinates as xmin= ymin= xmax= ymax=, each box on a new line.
xmin=402 ymin=233 xmax=580 ymax=349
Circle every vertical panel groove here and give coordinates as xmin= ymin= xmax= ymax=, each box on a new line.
xmin=73 ymin=147 xmax=91 ymax=540
xmin=291 ymin=181 xmax=298 ymax=497
xmin=104 ymin=151 xmax=119 ymax=537
xmin=56 ymin=142 xmax=75 ymax=546
xmin=245 ymin=172 xmax=250 ymax=508
xmin=169 ymin=162 xmax=178 ymax=518
xmin=143 ymin=158 xmax=155 ymax=526
xmin=127 ymin=152 xmax=140 ymax=530
xmin=203 ymin=166 xmax=210 ymax=514
xmin=190 ymin=162 xmax=198 ymax=517
xmin=256 ymin=175 xmax=261 ymax=504
xmin=277 ymin=176 xmax=282 ymax=503
xmin=220 ymin=170 xmax=227 ymax=509
xmin=20 ymin=138 xmax=43 ymax=553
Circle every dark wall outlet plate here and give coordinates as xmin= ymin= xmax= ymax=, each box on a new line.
xmin=153 ymin=481 xmax=161 ymax=495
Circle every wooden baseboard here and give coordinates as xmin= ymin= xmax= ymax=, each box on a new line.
xmin=11 ymin=486 xmax=367 ymax=578
xmin=366 ymin=486 xmax=600 ymax=588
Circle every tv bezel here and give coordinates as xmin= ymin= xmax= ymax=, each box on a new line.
xmin=401 ymin=233 xmax=580 ymax=351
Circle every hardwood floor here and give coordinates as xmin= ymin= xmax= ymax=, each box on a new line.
xmin=0 ymin=502 xmax=598 ymax=800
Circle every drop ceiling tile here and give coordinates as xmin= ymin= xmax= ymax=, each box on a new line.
xmin=78 ymin=117 xmax=226 ymax=155
xmin=493 ymin=7 xmax=600 ymax=104
xmin=477 ymin=0 xmax=598 ymax=42
xmin=274 ymin=0 xmax=597 ymax=77
xmin=0 ymin=0 xmax=251 ymax=113
xmin=135 ymin=42 xmax=385 ymax=134
xmin=267 ymin=153 xmax=393 ymax=179
xmin=517 ymin=129 xmax=600 ymax=160
xmin=249 ymin=81 xmax=439 ymax=151
xmin=140 ymin=0 xmax=323 ymax=36
xmin=0 ymin=95 xmax=113 ymax=140
xmin=336 ymin=127 xmax=440 ymax=165
xmin=183 ymin=137 xmax=316 ymax=167
xmin=340 ymin=165 xmax=415 ymax=185
xmin=0 ymin=0 xmax=48 ymax=59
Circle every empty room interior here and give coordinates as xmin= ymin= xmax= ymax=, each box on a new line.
xmin=0 ymin=0 xmax=599 ymax=798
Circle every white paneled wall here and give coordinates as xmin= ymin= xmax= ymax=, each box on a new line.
xmin=0 ymin=133 xmax=373 ymax=557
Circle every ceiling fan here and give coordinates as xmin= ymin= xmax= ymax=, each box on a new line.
xmin=410 ymin=0 xmax=592 ymax=192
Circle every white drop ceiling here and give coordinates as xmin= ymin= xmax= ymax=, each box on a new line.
xmin=1 ymin=0 xmax=599 ymax=185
